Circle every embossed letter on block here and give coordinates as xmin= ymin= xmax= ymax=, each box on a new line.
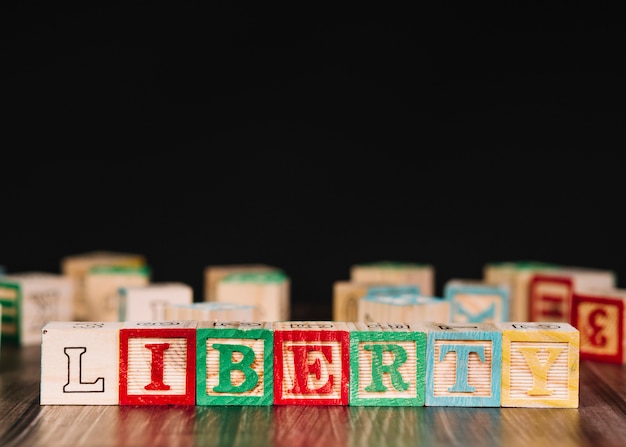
xmin=572 ymin=289 xmax=626 ymax=364
xmin=349 ymin=322 xmax=426 ymax=406
xmin=119 ymin=320 xmax=197 ymax=405
xmin=498 ymin=322 xmax=579 ymax=408
xmin=444 ymin=279 xmax=509 ymax=323
xmin=425 ymin=322 xmax=502 ymax=407
xmin=197 ymin=321 xmax=273 ymax=405
xmin=273 ymin=321 xmax=349 ymax=405
xmin=40 ymin=321 xmax=122 ymax=405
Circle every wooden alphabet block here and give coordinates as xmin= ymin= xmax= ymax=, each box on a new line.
xmin=333 ymin=281 xmax=372 ymax=322
xmin=84 ymin=265 xmax=151 ymax=322
xmin=119 ymin=282 xmax=193 ymax=321
xmin=40 ymin=321 xmax=123 ymax=405
xmin=425 ymin=322 xmax=502 ymax=407
xmin=204 ymin=264 xmax=281 ymax=302
xmin=119 ymin=320 xmax=197 ymax=405
xmin=358 ymin=294 xmax=450 ymax=324
xmin=483 ymin=261 xmax=560 ymax=321
xmin=349 ymin=322 xmax=426 ymax=406
xmin=0 ymin=272 xmax=74 ymax=346
xmin=444 ymin=279 xmax=509 ymax=323
xmin=273 ymin=321 xmax=350 ymax=405
xmin=332 ymin=281 xmax=420 ymax=322
xmin=572 ymin=288 xmax=626 ymax=364
xmin=350 ymin=261 xmax=434 ymax=296
xmin=61 ymin=250 xmax=147 ymax=320
xmin=528 ymin=267 xmax=615 ymax=323
xmin=215 ymin=271 xmax=290 ymax=322
xmin=164 ymin=302 xmax=257 ymax=321
xmin=498 ymin=322 xmax=579 ymax=408
xmin=196 ymin=321 xmax=273 ymax=405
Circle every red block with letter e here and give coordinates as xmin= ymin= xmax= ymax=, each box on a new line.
xmin=572 ymin=288 xmax=626 ymax=364
xmin=528 ymin=268 xmax=615 ymax=323
xmin=119 ymin=320 xmax=197 ymax=405
xmin=528 ymin=275 xmax=573 ymax=323
xmin=273 ymin=321 xmax=350 ymax=405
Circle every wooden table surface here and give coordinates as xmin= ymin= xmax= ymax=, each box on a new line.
xmin=1 ymin=343 xmax=626 ymax=447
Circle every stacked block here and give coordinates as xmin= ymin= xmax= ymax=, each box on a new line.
xmin=61 ymin=250 xmax=147 ymax=320
xmin=0 ymin=272 xmax=74 ymax=345
xmin=350 ymin=261 xmax=434 ymax=296
xmin=204 ymin=264 xmax=281 ymax=302
xmin=39 ymin=319 xmax=580 ymax=408
xmin=119 ymin=320 xmax=197 ymax=405
xmin=572 ymin=288 xmax=626 ymax=364
xmin=498 ymin=322 xmax=579 ymax=408
xmin=197 ymin=321 xmax=273 ymax=405
xmin=444 ymin=279 xmax=509 ymax=323
xmin=349 ymin=322 xmax=426 ymax=406
xmin=424 ymin=322 xmax=502 ymax=407
xmin=118 ymin=282 xmax=193 ymax=321
xmin=84 ymin=265 xmax=151 ymax=322
xmin=358 ymin=294 xmax=450 ymax=324
xmin=215 ymin=271 xmax=290 ymax=322
xmin=273 ymin=321 xmax=350 ymax=405
xmin=40 ymin=321 xmax=123 ymax=405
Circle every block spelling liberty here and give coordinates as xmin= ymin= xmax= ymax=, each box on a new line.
xmin=119 ymin=320 xmax=197 ymax=405
xmin=425 ymin=322 xmax=502 ymax=407
xmin=40 ymin=321 xmax=122 ymax=405
xmin=197 ymin=321 xmax=273 ymax=405
xmin=273 ymin=321 xmax=350 ymax=405
xmin=349 ymin=322 xmax=426 ymax=406
xmin=498 ymin=322 xmax=579 ymax=408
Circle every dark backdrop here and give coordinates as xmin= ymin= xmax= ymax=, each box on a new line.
xmin=2 ymin=3 xmax=624 ymax=318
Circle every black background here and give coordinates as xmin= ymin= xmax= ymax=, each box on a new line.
xmin=2 ymin=3 xmax=624 ymax=318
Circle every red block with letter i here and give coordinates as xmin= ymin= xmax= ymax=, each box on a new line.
xmin=119 ymin=320 xmax=197 ymax=405
xmin=273 ymin=321 xmax=350 ymax=405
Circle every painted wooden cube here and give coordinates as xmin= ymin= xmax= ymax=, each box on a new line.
xmin=84 ymin=265 xmax=151 ymax=322
xmin=119 ymin=320 xmax=197 ymax=405
xmin=273 ymin=321 xmax=350 ymax=405
xmin=498 ymin=322 xmax=579 ymax=408
xmin=333 ymin=281 xmax=372 ymax=322
xmin=196 ymin=321 xmax=273 ymax=405
xmin=349 ymin=322 xmax=426 ymax=406
xmin=40 ymin=321 xmax=123 ymax=405
xmin=572 ymin=288 xmax=626 ymax=364
xmin=350 ymin=261 xmax=434 ymax=296
xmin=444 ymin=279 xmax=509 ymax=323
xmin=425 ymin=322 xmax=502 ymax=407
xmin=204 ymin=264 xmax=280 ymax=302
xmin=0 ymin=272 xmax=74 ymax=346
xmin=164 ymin=302 xmax=257 ymax=321
xmin=215 ymin=271 xmax=290 ymax=322
xmin=483 ymin=261 xmax=561 ymax=321
xmin=528 ymin=268 xmax=615 ymax=323
xmin=119 ymin=282 xmax=193 ymax=321
xmin=358 ymin=294 xmax=450 ymax=324
xmin=61 ymin=250 xmax=147 ymax=320
xmin=332 ymin=282 xmax=420 ymax=322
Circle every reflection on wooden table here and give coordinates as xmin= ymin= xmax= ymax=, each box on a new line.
xmin=1 ymin=345 xmax=625 ymax=447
